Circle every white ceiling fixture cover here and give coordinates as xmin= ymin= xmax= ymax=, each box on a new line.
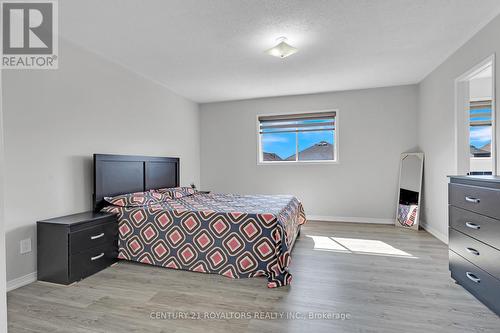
xmin=265 ymin=37 xmax=298 ymax=58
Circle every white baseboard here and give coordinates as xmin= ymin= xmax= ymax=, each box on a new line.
xmin=7 ymin=271 xmax=37 ymax=292
xmin=307 ymin=215 xmax=449 ymax=243
xmin=307 ymin=215 xmax=394 ymax=225
xmin=419 ymin=220 xmax=448 ymax=244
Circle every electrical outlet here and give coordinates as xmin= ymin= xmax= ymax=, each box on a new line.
xmin=20 ymin=238 xmax=32 ymax=254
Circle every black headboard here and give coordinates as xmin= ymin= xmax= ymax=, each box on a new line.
xmin=93 ymin=154 xmax=180 ymax=211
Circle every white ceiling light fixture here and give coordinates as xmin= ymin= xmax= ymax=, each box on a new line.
xmin=265 ymin=37 xmax=298 ymax=59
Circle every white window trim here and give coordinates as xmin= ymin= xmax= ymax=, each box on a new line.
xmin=454 ymin=54 xmax=496 ymax=175
xmin=256 ymin=109 xmax=340 ymax=165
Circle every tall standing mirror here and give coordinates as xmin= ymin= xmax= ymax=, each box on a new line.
xmin=396 ymin=153 xmax=424 ymax=230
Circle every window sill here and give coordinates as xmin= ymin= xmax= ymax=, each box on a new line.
xmin=257 ymin=160 xmax=339 ymax=166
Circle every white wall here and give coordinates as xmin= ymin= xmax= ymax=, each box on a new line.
xmin=200 ymin=85 xmax=418 ymax=222
xmin=0 ymin=70 xmax=8 ymax=333
xmin=470 ymin=76 xmax=492 ymax=100
xmin=417 ymin=14 xmax=500 ymax=243
xmin=1 ymin=39 xmax=200 ymax=283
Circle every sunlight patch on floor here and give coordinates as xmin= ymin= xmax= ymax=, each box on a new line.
xmin=306 ymin=235 xmax=418 ymax=259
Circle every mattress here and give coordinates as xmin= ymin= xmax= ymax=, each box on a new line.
xmin=102 ymin=192 xmax=306 ymax=287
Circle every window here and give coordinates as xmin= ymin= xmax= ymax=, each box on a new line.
xmin=469 ymin=99 xmax=493 ymax=175
xmin=258 ymin=111 xmax=337 ymax=163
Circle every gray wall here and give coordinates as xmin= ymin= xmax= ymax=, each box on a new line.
xmin=2 ymin=39 xmax=200 ymax=282
xmin=417 ymin=14 xmax=500 ymax=243
xmin=200 ymin=85 xmax=418 ymax=221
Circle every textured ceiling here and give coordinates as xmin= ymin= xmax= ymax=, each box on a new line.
xmin=60 ymin=0 xmax=500 ymax=103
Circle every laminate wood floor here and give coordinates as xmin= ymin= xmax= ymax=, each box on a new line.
xmin=7 ymin=221 xmax=500 ymax=333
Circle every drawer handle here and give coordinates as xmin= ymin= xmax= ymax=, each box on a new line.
xmin=91 ymin=253 xmax=105 ymax=261
xmin=465 ymin=222 xmax=480 ymax=230
xmin=465 ymin=196 xmax=480 ymax=204
xmin=466 ymin=272 xmax=481 ymax=283
xmin=465 ymin=247 xmax=480 ymax=256
xmin=90 ymin=233 xmax=105 ymax=240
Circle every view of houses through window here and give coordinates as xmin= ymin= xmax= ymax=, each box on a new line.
xmin=258 ymin=111 xmax=336 ymax=163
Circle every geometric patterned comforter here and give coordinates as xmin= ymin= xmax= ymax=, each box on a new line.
xmin=101 ymin=193 xmax=307 ymax=288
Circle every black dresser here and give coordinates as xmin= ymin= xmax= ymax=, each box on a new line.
xmin=448 ymin=176 xmax=500 ymax=315
xmin=37 ymin=211 xmax=118 ymax=285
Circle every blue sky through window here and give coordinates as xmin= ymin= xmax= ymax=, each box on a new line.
xmin=261 ymin=132 xmax=296 ymax=159
xmin=470 ymin=108 xmax=492 ymax=148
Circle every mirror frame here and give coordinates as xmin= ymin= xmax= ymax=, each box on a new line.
xmin=395 ymin=152 xmax=424 ymax=230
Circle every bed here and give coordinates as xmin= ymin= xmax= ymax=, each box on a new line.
xmin=94 ymin=154 xmax=306 ymax=287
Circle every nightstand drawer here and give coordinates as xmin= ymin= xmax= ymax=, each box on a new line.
xmin=69 ymin=221 xmax=118 ymax=254
xmin=70 ymin=243 xmax=118 ymax=282
xmin=449 ymin=250 xmax=500 ymax=315
xmin=449 ymin=228 xmax=500 ymax=280
xmin=450 ymin=206 xmax=500 ymax=250
xmin=449 ymin=183 xmax=500 ymax=220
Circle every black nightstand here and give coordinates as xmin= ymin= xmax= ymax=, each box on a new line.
xmin=37 ymin=211 xmax=118 ymax=285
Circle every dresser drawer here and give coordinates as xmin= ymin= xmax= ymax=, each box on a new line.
xmin=69 ymin=243 xmax=117 ymax=282
xmin=449 ymin=228 xmax=500 ymax=280
xmin=449 ymin=250 xmax=500 ymax=315
xmin=449 ymin=183 xmax=500 ymax=220
xmin=450 ymin=206 xmax=500 ymax=250
xmin=69 ymin=221 xmax=118 ymax=254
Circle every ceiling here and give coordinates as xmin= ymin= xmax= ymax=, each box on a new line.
xmin=60 ymin=0 xmax=500 ymax=103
